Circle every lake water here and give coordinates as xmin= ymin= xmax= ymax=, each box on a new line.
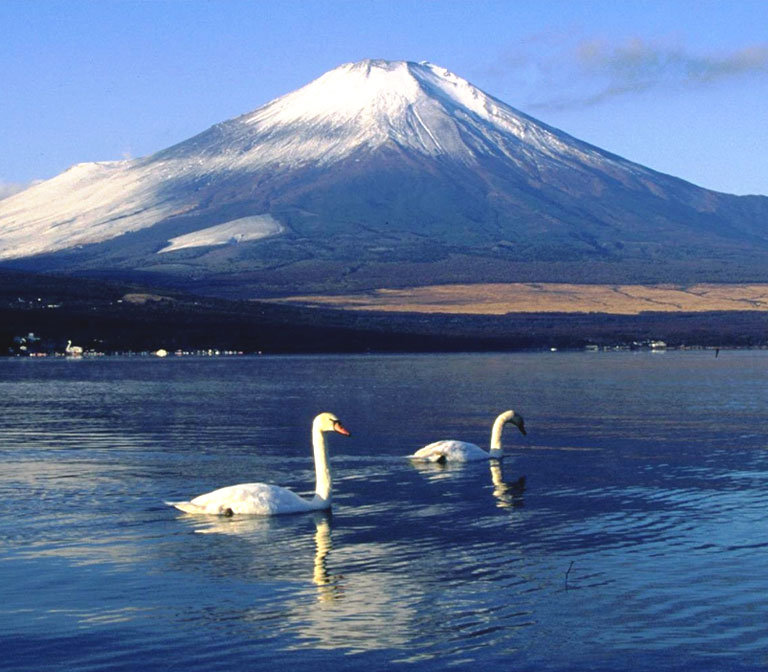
xmin=1 ymin=351 xmax=767 ymax=671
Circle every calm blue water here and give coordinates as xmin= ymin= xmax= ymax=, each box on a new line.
xmin=1 ymin=351 xmax=767 ymax=671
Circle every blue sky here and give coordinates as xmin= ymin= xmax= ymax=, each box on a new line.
xmin=1 ymin=0 xmax=766 ymax=196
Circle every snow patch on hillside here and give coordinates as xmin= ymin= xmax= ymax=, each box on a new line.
xmin=159 ymin=215 xmax=283 ymax=253
xmin=0 ymin=160 xmax=187 ymax=259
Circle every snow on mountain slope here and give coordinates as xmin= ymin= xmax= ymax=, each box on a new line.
xmin=159 ymin=215 xmax=283 ymax=253
xmin=0 ymin=160 xmax=192 ymax=260
xmin=158 ymin=59 xmax=637 ymax=176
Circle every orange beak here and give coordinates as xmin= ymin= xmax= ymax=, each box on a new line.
xmin=333 ymin=421 xmax=351 ymax=437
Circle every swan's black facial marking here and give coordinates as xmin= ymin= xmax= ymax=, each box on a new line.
xmin=506 ymin=413 xmax=527 ymax=435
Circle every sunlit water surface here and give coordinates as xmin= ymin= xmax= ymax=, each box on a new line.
xmin=1 ymin=351 xmax=767 ymax=671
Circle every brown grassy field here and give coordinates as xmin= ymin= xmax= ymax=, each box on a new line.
xmin=272 ymin=283 xmax=768 ymax=315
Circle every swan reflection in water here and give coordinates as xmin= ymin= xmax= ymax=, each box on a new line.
xmin=182 ymin=510 xmax=342 ymax=601
xmin=311 ymin=513 xmax=341 ymax=602
xmin=489 ymin=460 xmax=526 ymax=509
xmin=182 ymin=509 xmax=417 ymax=650
xmin=410 ymin=458 xmax=526 ymax=509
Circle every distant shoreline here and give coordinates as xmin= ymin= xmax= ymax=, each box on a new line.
xmin=4 ymin=344 xmax=767 ymax=360
xmin=3 ymin=270 xmax=768 ymax=355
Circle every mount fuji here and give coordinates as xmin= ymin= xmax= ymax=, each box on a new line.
xmin=1 ymin=59 xmax=767 ymax=297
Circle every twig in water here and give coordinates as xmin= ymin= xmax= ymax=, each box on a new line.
xmin=565 ymin=561 xmax=575 ymax=591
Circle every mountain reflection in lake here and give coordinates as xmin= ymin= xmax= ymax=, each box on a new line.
xmin=1 ymin=351 xmax=767 ymax=672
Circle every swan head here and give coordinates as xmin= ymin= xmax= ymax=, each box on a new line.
xmin=499 ymin=410 xmax=526 ymax=435
xmin=314 ymin=412 xmax=351 ymax=437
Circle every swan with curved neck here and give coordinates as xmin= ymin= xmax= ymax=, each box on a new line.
xmin=410 ymin=410 xmax=526 ymax=462
xmin=166 ymin=412 xmax=350 ymax=515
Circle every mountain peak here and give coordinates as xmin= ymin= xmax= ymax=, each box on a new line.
xmin=249 ymin=58 xmax=431 ymax=126
xmin=212 ymin=58 xmax=541 ymax=169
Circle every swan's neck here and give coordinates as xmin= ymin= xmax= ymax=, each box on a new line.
xmin=489 ymin=416 xmax=506 ymax=453
xmin=312 ymin=424 xmax=332 ymax=505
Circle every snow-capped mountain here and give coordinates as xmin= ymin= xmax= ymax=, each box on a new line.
xmin=1 ymin=59 xmax=767 ymax=296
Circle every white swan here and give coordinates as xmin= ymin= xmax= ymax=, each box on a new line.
xmin=166 ymin=412 xmax=351 ymax=515
xmin=409 ymin=410 xmax=526 ymax=462
xmin=65 ymin=340 xmax=83 ymax=357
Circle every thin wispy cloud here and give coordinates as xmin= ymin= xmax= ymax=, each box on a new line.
xmin=0 ymin=180 xmax=33 ymax=200
xmin=488 ymin=35 xmax=768 ymax=110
